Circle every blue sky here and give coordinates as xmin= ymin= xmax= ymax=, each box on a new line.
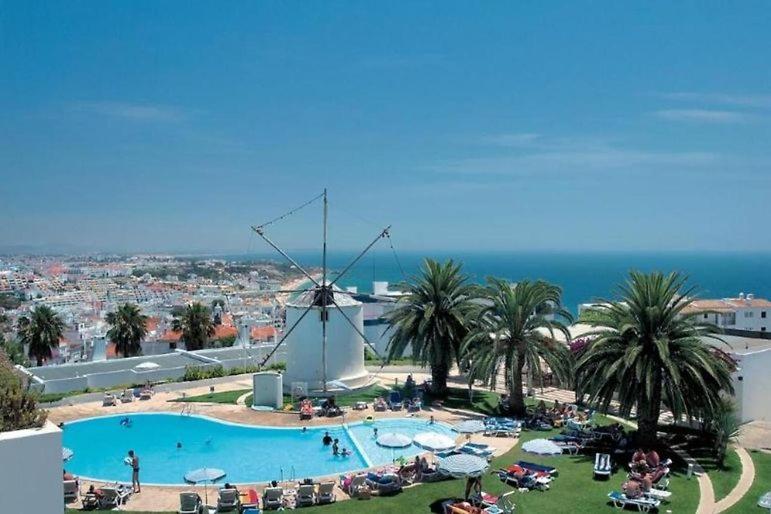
xmin=1 ymin=1 xmax=770 ymax=254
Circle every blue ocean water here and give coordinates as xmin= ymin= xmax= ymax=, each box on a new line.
xmin=237 ymin=251 xmax=771 ymax=315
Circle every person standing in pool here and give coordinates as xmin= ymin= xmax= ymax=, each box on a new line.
xmin=322 ymin=432 xmax=333 ymax=446
xmin=127 ymin=450 xmax=140 ymax=493
xmin=332 ymin=438 xmax=340 ymax=456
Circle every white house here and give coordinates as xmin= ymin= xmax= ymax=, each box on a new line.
xmin=682 ymin=293 xmax=771 ymax=333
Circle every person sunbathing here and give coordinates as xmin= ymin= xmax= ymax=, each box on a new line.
xmin=646 ymin=449 xmax=660 ymax=468
xmin=622 ymin=479 xmax=643 ymax=499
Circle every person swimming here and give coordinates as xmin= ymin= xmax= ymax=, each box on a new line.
xmin=332 ymin=438 xmax=340 ymax=455
xmin=176 ymin=442 xmax=182 ymax=449
xmin=429 ymin=415 xmax=435 ymax=424
xmin=301 ymin=426 xmax=307 ymax=433
xmin=373 ymin=427 xmax=379 ymax=438
xmin=119 ymin=417 xmax=132 ymax=427
xmin=322 ymin=432 xmax=333 ymax=446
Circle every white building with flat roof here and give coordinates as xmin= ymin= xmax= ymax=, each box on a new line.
xmin=682 ymin=293 xmax=771 ymax=333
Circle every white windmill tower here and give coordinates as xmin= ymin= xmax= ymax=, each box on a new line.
xmin=252 ymin=189 xmax=390 ymax=393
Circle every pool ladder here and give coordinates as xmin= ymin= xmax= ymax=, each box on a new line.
xmin=181 ymin=403 xmax=194 ymax=416
xmin=279 ymin=466 xmax=296 ymax=482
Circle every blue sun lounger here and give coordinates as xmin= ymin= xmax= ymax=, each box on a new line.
xmin=517 ymin=461 xmax=558 ymax=476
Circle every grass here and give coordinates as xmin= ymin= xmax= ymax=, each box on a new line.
xmin=708 ymin=448 xmax=743 ymax=502
xmin=723 ymin=449 xmax=771 ymax=513
xmin=429 ymin=387 xmax=501 ymax=416
xmin=62 ymin=415 xmax=701 ymax=513
xmin=170 ymin=388 xmax=253 ymax=404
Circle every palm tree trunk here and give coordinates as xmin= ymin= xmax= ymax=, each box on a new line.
xmin=431 ymin=360 xmax=449 ymax=398
xmin=508 ymin=356 xmax=527 ymax=417
xmin=637 ymin=374 xmax=663 ymax=447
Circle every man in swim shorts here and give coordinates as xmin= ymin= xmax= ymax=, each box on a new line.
xmin=322 ymin=432 xmax=333 ymax=446
xmin=127 ymin=450 xmax=140 ymax=492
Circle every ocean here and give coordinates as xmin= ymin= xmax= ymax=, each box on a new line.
xmin=229 ymin=251 xmax=771 ymax=315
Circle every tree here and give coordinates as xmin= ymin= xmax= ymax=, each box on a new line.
xmin=0 ymin=349 xmax=47 ymax=431
xmin=463 ymin=278 xmax=573 ymax=416
xmin=576 ymin=271 xmax=734 ymax=446
xmin=385 ymin=259 xmax=474 ymax=397
xmin=17 ymin=305 xmax=64 ymax=367
xmin=172 ymin=302 xmax=215 ymax=351
xmin=709 ymin=397 xmax=740 ymax=468
xmin=105 ymin=303 xmax=148 ymax=358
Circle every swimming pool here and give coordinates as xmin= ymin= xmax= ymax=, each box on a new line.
xmin=62 ymin=413 xmax=457 ymax=485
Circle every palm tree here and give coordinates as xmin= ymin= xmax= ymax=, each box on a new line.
xmin=463 ymin=278 xmax=573 ymax=416
xmin=576 ymin=271 xmax=734 ymax=446
xmin=17 ymin=305 xmax=65 ymax=366
xmin=106 ymin=303 xmax=148 ymax=358
xmin=385 ymin=259 xmax=474 ymax=397
xmin=172 ymin=302 xmax=215 ymax=351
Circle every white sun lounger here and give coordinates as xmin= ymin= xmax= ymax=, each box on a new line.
xmin=179 ymin=491 xmax=204 ymax=514
xmin=594 ymin=453 xmax=612 ymax=478
xmin=263 ymin=487 xmax=284 ymax=510
xmin=296 ymin=484 xmax=316 ymax=507
xmin=608 ymin=491 xmax=660 ymax=512
xmin=63 ymin=480 xmax=79 ymax=502
xmin=318 ymin=482 xmax=336 ymax=504
xmin=217 ymin=488 xmax=240 ymax=511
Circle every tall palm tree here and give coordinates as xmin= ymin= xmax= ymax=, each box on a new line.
xmin=106 ymin=303 xmax=148 ymax=358
xmin=463 ymin=278 xmax=573 ymax=416
xmin=172 ymin=302 xmax=215 ymax=351
xmin=385 ymin=259 xmax=474 ymax=397
xmin=576 ymin=271 xmax=734 ymax=446
xmin=17 ymin=305 xmax=65 ymax=367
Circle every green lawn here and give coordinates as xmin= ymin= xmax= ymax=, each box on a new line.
xmin=429 ymin=388 xmax=501 ymax=416
xmin=63 ymin=417 xmax=701 ymax=513
xmin=708 ymin=448 xmax=743 ymax=502
xmin=723 ymin=450 xmax=771 ymax=513
xmin=169 ymin=388 xmax=253 ymax=404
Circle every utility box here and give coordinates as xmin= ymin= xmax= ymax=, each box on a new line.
xmin=252 ymin=371 xmax=283 ymax=409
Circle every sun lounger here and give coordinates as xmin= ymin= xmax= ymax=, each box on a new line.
xmin=643 ymin=488 xmax=672 ymax=502
xmin=484 ymin=425 xmax=519 ymax=437
xmin=81 ymin=492 xmax=99 ymax=511
xmin=217 ymin=488 xmax=240 ymax=511
xmin=471 ymin=490 xmax=516 ymax=514
xmin=495 ymin=468 xmax=551 ymax=491
xmin=594 ymin=453 xmax=612 ymax=478
xmin=239 ymin=488 xmax=259 ymax=510
xmin=63 ymin=480 xmax=79 ymax=502
xmin=98 ymin=485 xmax=131 ymax=509
xmin=366 ymin=472 xmax=402 ymax=495
xmin=318 ymin=482 xmax=336 ymax=504
xmin=179 ymin=491 xmax=204 ymax=514
xmin=517 ymin=460 xmax=558 ymax=476
xmin=120 ymin=389 xmax=134 ymax=403
xmin=346 ymin=474 xmax=371 ymax=498
xmin=102 ymin=393 xmax=117 ymax=407
xmin=608 ymin=491 xmax=661 ymax=512
xmin=458 ymin=443 xmax=494 ymax=458
xmin=140 ymin=388 xmax=153 ymax=400
xmin=263 ymin=487 xmax=284 ymax=510
xmin=296 ymin=484 xmax=316 ymax=507
xmin=388 ymin=391 xmax=403 ymax=411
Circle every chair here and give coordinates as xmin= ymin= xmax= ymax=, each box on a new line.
xmin=318 ymin=482 xmax=336 ymax=504
xmin=217 ymin=488 xmax=240 ymax=512
xmin=179 ymin=491 xmax=204 ymax=514
xmin=262 ymin=487 xmax=284 ymax=510
xmin=388 ymin=391 xmax=403 ymax=411
xmin=63 ymin=480 xmax=79 ymax=502
xmin=296 ymin=484 xmax=316 ymax=507
xmin=120 ymin=389 xmax=134 ymax=403
xmin=102 ymin=393 xmax=117 ymax=407
xmin=607 ymin=491 xmax=661 ymax=512
xmin=594 ymin=453 xmax=612 ymax=478
xmin=140 ymin=388 xmax=153 ymax=400
xmin=459 ymin=443 xmax=494 ymax=458
xmin=348 ymin=475 xmax=370 ymax=498
xmin=644 ymin=488 xmax=672 ymax=502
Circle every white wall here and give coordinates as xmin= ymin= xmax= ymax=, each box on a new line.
xmin=733 ymin=347 xmax=771 ymax=422
xmin=0 ymin=421 xmax=63 ymax=514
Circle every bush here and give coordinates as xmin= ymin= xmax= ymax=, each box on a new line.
xmin=182 ymin=365 xmax=226 ymax=382
xmin=0 ymin=349 xmax=47 ymax=431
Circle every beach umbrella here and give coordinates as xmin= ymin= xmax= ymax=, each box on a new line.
xmin=522 ymin=438 xmax=562 ymax=456
xmin=453 ymin=420 xmax=486 ymax=434
xmin=134 ymin=361 xmax=160 ymax=370
xmin=62 ymin=447 xmax=74 ymax=461
xmin=413 ymin=432 xmax=456 ymax=452
xmin=376 ymin=432 xmax=412 ymax=448
xmin=184 ymin=467 xmax=226 ymax=505
xmin=437 ymin=454 xmax=489 ymax=478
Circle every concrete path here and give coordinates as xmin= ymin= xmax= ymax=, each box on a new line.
xmin=714 ymin=446 xmax=756 ymax=513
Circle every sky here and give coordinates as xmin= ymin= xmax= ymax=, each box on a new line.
xmin=1 ymin=1 xmax=770 ymax=254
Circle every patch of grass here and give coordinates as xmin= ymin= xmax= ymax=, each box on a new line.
xmin=170 ymin=388 xmax=252 ymax=404
xmin=708 ymin=448 xmax=743 ymax=502
xmin=430 ymin=387 xmax=501 ymax=416
xmin=723 ymin=450 xmax=771 ymax=513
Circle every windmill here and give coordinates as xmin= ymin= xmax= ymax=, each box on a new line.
xmin=252 ymin=189 xmax=390 ymax=392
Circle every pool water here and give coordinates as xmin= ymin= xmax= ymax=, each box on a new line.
xmin=62 ymin=413 xmax=457 ymax=485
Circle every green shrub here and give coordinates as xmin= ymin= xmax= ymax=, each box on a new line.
xmin=182 ymin=365 xmax=226 ymax=382
xmin=0 ymin=349 xmax=47 ymax=431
